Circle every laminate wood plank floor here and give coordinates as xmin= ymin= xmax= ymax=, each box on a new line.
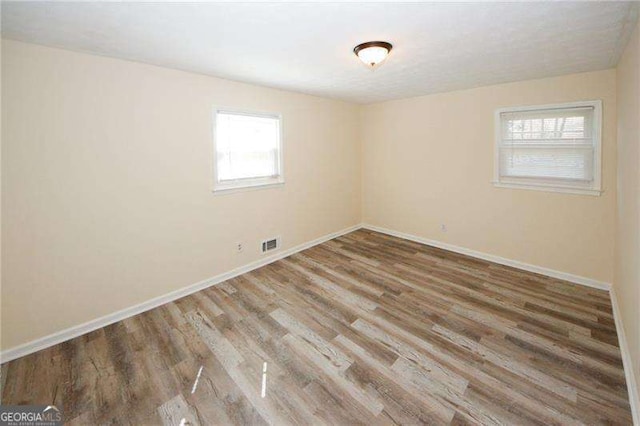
xmin=1 ymin=229 xmax=633 ymax=425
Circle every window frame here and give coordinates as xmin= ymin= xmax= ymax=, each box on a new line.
xmin=212 ymin=107 xmax=284 ymax=194
xmin=493 ymin=100 xmax=603 ymax=196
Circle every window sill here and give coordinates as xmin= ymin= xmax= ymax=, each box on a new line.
xmin=492 ymin=182 xmax=602 ymax=196
xmin=212 ymin=180 xmax=284 ymax=195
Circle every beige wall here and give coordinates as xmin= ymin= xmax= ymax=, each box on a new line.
xmin=362 ymin=70 xmax=617 ymax=283
xmin=616 ymin=20 xmax=640 ymax=399
xmin=0 ymin=38 xmax=630 ymax=366
xmin=1 ymin=40 xmax=361 ymax=351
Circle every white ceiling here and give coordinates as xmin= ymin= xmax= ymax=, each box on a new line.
xmin=2 ymin=2 xmax=638 ymax=104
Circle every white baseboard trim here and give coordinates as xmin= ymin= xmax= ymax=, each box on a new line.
xmin=361 ymin=223 xmax=612 ymax=291
xmin=0 ymin=224 xmax=361 ymax=364
xmin=4 ymin=221 xmax=635 ymax=422
xmin=610 ymin=288 xmax=640 ymax=425
xmin=362 ymin=223 xmax=640 ymax=423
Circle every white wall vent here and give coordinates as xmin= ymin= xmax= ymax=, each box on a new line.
xmin=261 ymin=237 xmax=280 ymax=253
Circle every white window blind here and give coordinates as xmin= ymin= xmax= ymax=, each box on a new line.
xmin=213 ymin=110 xmax=283 ymax=192
xmin=494 ymin=101 xmax=602 ymax=195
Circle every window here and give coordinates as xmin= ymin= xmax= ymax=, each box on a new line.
xmin=494 ymin=100 xmax=602 ymax=195
xmin=213 ymin=109 xmax=283 ymax=192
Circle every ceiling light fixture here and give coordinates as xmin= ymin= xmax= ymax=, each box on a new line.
xmin=353 ymin=41 xmax=393 ymax=70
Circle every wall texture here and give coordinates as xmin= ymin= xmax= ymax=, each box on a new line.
xmin=361 ymin=70 xmax=617 ymax=283
xmin=616 ymin=19 xmax=640 ymax=401
xmin=0 ymin=39 xmax=631 ymax=380
xmin=1 ymin=40 xmax=361 ymax=351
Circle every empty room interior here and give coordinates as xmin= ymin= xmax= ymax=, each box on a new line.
xmin=2 ymin=1 xmax=640 ymax=425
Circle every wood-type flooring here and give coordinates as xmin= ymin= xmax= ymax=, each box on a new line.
xmin=1 ymin=229 xmax=633 ymax=425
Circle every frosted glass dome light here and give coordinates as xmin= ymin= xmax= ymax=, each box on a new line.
xmin=353 ymin=41 xmax=393 ymax=70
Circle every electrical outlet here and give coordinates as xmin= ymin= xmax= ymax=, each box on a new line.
xmin=440 ymin=224 xmax=447 ymax=232
xmin=236 ymin=242 xmax=244 ymax=253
